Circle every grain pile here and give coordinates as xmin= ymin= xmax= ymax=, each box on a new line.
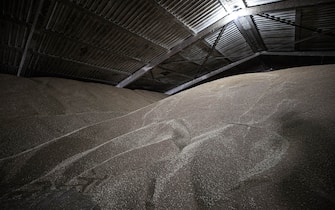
xmin=1 ymin=65 xmax=335 ymax=209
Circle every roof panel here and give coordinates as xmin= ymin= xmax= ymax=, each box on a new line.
xmin=157 ymin=0 xmax=227 ymax=33
xmin=1 ymin=0 xmax=335 ymax=92
xmin=0 ymin=46 xmax=22 ymax=74
xmin=205 ymin=22 xmax=254 ymax=61
xmin=299 ymin=4 xmax=335 ymax=50
xmin=179 ymin=41 xmax=212 ymax=65
xmin=253 ymin=10 xmax=295 ymax=51
xmin=30 ymin=54 xmax=128 ymax=84
xmin=32 ymin=32 xmax=144 ymax=74
xmin=0 ymin=20 xmax=28 ymax=49
xmin=244 ymin=0 xmax=284 ymax=7
xmin=1 ymin=0 xmax=38 ymax=24
xmin=41 ymin=0 xmax=168 ymax=63
xmin=70 ymin=0 xmax=191 ymax=49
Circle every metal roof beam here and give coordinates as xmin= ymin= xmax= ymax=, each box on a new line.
xmin=257 ymin=13 xmax=335 ymax=38
xmin=162 ymin=56 xmax=229 ymax=65
xmin=202 ymin=40 xmax=233 ymax=63
xmin=165 ymin=53 xmax=260 ymax=95
xmin=17 ymin=0 xmax=45 ymax=76
xmin=165 ymin=49 xmax=335 ymax=95
xmin=159 ymin=66 xmax=194 ymax=80
xmin=117 ymin=0 xmax=334 ymax=88
xmin=261 ymin=51 xmax=335 ymax=57
xmin=234 ymin=16 xmax=266 ymax=52
xmin=195 ymin=26 xmax=226 ymax=76
xmin=31 ymin=51 xmax=131 ymax=76
xmin=243 ymin=0 xmax=335 ymax=15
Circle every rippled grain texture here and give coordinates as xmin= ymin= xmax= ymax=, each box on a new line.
xmin=1 ymin=64 xmax=335 ymax=209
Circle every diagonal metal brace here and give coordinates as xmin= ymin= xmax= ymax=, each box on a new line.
xmin=195 ymin=26 xmax=226 ymax=76
xmin=17 ymin=0 xmax=45 ymax=77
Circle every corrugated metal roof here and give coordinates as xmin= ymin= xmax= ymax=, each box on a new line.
xmin=0 ymin=0 xmax=38 ymax=74
xmin=205 ymin=22 xmax=254 ymax=61
xmin=244 ymin=0 xmax=284 ymax=7
xmin=128 ymin=75 xmax=174 ymax=92
xmin=1 ymin=0 xmax=38 ymax=24
xmin=299 ymin=4 xmax=335 ymax=50
xmin=40 ymin=0 xmax=168 ymax=62
xmin=71 ymin=0 xmax=191 ymax=49
xmin=0 ymin=20 xmax=25 ymax=74
xmin=1 ymin=0 xmax=335 ymax=92
xmin=178 ymin=40 xmax=230 ymax=72
xmin=33 ymin=32 xmax=145 ymax=74
xmin=253 ymin=10 xmax=295 ymax=51
xmin=0 ymin=21 xmax=28 ymax=49
xmin=0 ymin=45 xmax=22 ymax=74
xmin=179 ymin=41 xmax=212 ymax=65
xmin=29 ymin=53 xmax=128 ymax=84
xmin=159 ymin=58 xmax=201 ymax=77
xmin=156 ymin=0 xmax=227 ymax=33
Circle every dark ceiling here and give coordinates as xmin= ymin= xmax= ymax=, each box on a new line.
xmin=1 ymin=0 xmax=335 ymax=94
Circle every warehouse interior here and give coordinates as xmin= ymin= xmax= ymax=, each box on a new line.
xmin=1 ymin=0 xmax=335 ymax=209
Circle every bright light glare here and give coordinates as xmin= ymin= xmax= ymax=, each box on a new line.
xmin=230 ymin=9 xmax=247 ymax=20
xmin=230 ymin=12 xmax=240 ymax=20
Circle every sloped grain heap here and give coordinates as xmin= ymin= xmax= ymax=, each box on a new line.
xmin=1 ymin=65 xmax=335 ymax=209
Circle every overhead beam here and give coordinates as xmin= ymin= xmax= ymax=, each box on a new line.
xmin=258 ymin=13 xmax=335 ymax=38
xmin=243 ymin=0 xmax=335 ymax=15
xmin=17 ymin=0 xmax=45 ymax=76
xmin=202 ymin=40 xmax=233 ymax=63
xmin=234 ymin=16 xmax=266 ymax=52
xmin=261 ymin=51 xmax=335 ymax=57
xmin=116 ymin=14 xmax=236 ymax=88
xmin=195 ymin=26 xmax=226 ymax=76
xmin=165 ymin=49 xmax=335 ymax=95
xmin=165 ymin=53 xmax=260 ymax=95
xmin=162 ymin=56 xmax=229 ymax=64
xmin=32 ymin=51 xmax=131 ymax=76
xmin=159 ymin=66 xmax=194 ymax=79
xmin=117 ymin=0 xmax=335 ymax=88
